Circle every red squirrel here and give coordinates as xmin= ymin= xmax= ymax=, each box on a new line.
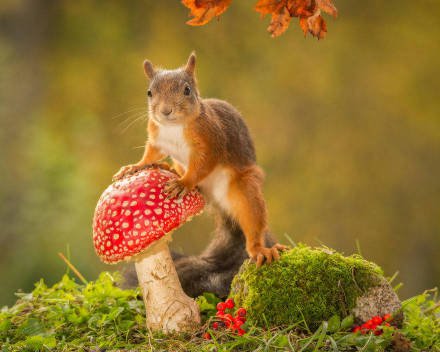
xmin=114 ymin=53 xmax=286 ymax=266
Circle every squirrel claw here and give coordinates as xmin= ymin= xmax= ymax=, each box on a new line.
xmin=113 ymin=164 xmax=146 ymax=181
xmin=273 ymin=243 xmax=288 ymax=252
xmin=164 ymin=179 xmax=187 ymax=199
xmin=113 ymin=162 xmax=174 ymax=182
xmin=250 ymin=243 xmax=287 ymax=267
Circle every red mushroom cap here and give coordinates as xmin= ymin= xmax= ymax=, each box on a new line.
xmin=92 ymin=169 xmax=205 ymax=263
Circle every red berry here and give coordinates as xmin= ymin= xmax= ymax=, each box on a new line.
xmin=217 ymin=302 xmax=226 ymax=311
xmin=216 ymin=311 xmax=224 ymax=318
xmin=203 ymin=332 xmax=211 ymax=340
xmin=237 ymin=316 xmax=246 ymax=323
xmin=236 ymin=307 xmax=247 ymax=317
xmin=372 ymin=316 xmax=383 ymax=325
xmin=383 ymin=314 xmax=392 ymax=322
xmin=225 ymin=298 xmax=235 ymax=309
xmin=237 ymin=328 xmax=245 ymax=336
xmin=352 ymin=326 xmax=361 ymax=333
xmin=374 ymin=329 xmax=383 ymax=336
xmin=212 ymin=322 xmax=219 ymax=330
xmin=223 ymin=313 xmax=233 ymax=322
xmin=384 ymin=322 xmax=391 ymax=327
xmin=233 ymin=319 xmax=244 ymax=328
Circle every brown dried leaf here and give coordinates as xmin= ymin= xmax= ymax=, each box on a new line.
xmin=287 ymin=0 xmax=314 ymax=17
xmin=316 ymin=0 xmax=338 ymax=17
xmin=267 ymin=6 xmax=292 ymax=37
xmin=255 ymin=0 xmax=286 ymax=15
xmin=306 ymin=10 xmax=327 ymax=39
xmin=182 ymin=0 xmax=232 ymax=26
xmin=181 ymin=0 xmax=337 ymax=39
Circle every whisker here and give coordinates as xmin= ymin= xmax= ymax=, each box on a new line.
xmin=117 ymin=111 xmax=148 ymax=129
xmin=110 ymin=106 xmax=146 ymax=120
xmin=120 ymin=113 xmax=148 ymax=134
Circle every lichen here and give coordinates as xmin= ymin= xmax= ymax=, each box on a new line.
xmin=230 ymin=244 xmax=385 ymax=329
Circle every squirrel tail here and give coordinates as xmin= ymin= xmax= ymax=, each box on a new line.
xmin=120 ymin=210 xmax=276 ymax=298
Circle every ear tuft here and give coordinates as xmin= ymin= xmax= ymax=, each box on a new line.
xmin=143 ymin=60 xmax=156 ymax=79
xmin=185 ymin=52 xmax=196 ymax=76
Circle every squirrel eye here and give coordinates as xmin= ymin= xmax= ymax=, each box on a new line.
xmin=147 ymin=89 xmax=152 ymax=98
xmin=184 ymin=86 xmax=191 ymax=96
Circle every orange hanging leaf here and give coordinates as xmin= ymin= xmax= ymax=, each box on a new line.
xmin=316 ymin=0 xmax=338 ymax=17
xmin=181 ymin=0 xmax=337 ymax=39
xmin=182 ymin=0 xmax=233 ymax=26
xmin=287 ymin=0 xmax=314 ymax=17
xmin=267 ymin=6 xmax=292 ymax=37
xmin=304 ymin=10 xmax=327 ymax=39
xmin=255 ymin=0 xmax=286 ymax=15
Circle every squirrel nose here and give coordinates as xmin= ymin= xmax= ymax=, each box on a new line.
xmin=161 ymin=107 xmax=173 ymax=116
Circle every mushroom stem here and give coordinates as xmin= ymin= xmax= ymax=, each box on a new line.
xmin=134 ymin=236 xmax=200 ymax=333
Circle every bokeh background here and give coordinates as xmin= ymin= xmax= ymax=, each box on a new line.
xmin=0 ymin=0 xmax=439 ymax=306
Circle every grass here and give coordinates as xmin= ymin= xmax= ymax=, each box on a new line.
xmin=1 ymin=249 xmax=439 ymax=352
xmin=0 ymin=271 xmax=439 ymax=352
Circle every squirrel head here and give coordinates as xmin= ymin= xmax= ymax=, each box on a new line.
xmin=144 ymin=52 xmax=200 ymax=125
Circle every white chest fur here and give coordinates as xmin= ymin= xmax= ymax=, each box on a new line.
xmin=199 ymin=167 xmax=231 ymax=212
xmin=154 ymin=123 xmax=190 ymax=167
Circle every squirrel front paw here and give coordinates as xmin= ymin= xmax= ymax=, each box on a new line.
xmin=248 ymin=243 xmax=288 ymax=267
xmin=113 ymin=163 xmax=174 ymax=181
xmin=164 ymin=179 xmax=189 ymax=199
xmin=113 ymin=164 xmax=147 ymax=181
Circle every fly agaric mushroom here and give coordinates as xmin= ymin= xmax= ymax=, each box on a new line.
xmin=92 ymin=168 xmax=204 ymax=332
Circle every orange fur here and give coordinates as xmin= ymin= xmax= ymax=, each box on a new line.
xmin=113 ymin=53 xmax=285 ymax=265
xmin=227 ymin=165 xmax=267 ymax=254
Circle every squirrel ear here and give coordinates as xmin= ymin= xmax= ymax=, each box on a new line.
xmin=185 ymin=52 xmax=196 ymax=76
xmin=143 ymin=60 xmax=156 ymax=79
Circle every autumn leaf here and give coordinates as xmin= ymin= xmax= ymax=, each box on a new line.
xmin=316 ymin=0 xmax=338 ymax=17
xmin=181 ymin=0 xmax=337 ymax=39
xmin=300 ymin=9 xmax=327 ymax=39
xmin=267 ymin=6 xmax=291 ymax=37
xmin=182 ymin=0 xmax=232 ymax=26
xmin=287 ymin=0 xmax=314 ymax=17
xmin=255 ymin=0 xmax=285 ymax=15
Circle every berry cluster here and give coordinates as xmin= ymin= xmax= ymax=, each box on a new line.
xmin=352 ymin=313 xmax=393 ymax=335
xmin=203 ymin=298 xmax=247 ymax=340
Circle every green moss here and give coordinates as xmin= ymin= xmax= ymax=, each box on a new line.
xmin=230 ymin=245 xmax=384 ymax=330
xmin=1 ymin=267 xmax=439 ymax=351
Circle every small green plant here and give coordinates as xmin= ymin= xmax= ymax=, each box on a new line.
xmin=0 ymin=270 xmax=439 ymax=351
xmin=0 ymin=272 xmax=147 ymax=351
xmin=400 ymin=289 xmax=440 ymax=350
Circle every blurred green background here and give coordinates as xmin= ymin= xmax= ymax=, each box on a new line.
xmin=0 ymin=0 xmax=439 ymax=306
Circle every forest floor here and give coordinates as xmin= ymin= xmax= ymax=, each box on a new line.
xmin=1 ymin=271 xmax=439 ymax=352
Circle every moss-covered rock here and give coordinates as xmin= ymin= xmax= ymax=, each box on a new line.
xmin=230 ymin=245 xmax=401 ymax=329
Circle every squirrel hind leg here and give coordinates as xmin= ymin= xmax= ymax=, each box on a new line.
xmin=227 ymin=170 xmax=268 ymax=253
